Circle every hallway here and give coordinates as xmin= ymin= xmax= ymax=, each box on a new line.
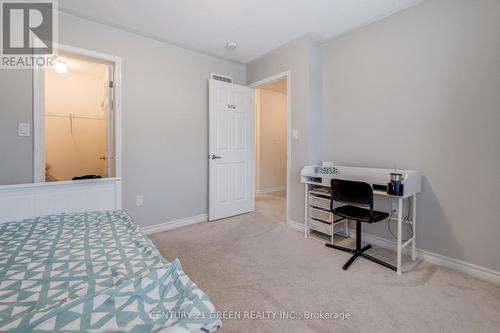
xmin=255 ymin=190 xmax=286 ymax=224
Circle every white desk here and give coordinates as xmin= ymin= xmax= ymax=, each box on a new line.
xmin=301 ymin=165 xmax=421 ymax=275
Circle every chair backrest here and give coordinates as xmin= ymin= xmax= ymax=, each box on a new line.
xmin=330 ymin=179 xmax=374 ymax=207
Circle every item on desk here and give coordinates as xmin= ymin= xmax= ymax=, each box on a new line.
xmin=314 ymin=162 xmax=338 ymax=175
xmin=315 ymin=167 xmax=338 ymax=174
xmin=390 ymin=172 xmax=403 ymax=182
xmin=387 ymin=173 xmax=404 ymax=196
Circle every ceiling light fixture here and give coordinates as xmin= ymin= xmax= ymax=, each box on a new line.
xmin=225 ymin=42 xmax=238 ymax=51
xmin=54 ymin=61 xmax=68 ymax=74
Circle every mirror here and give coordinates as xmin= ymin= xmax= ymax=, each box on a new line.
xmin=0 ymin=51 xmax=116 ymax=186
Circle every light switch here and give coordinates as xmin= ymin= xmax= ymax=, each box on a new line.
xmin=292 ymin=129 xmax=299 ymax=140
xmin=136 ymin=195 xmax=144 ymax=206
xmin=18 ymin=123 xmax=30 ymax=137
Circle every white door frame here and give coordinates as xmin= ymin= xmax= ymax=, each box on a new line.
xmin=249 ymin=71 xmax=291 ymax=224
xmin=33 ymin=42 xmax=122 ymax=184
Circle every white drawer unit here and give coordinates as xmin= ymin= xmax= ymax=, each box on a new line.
xmin=310 ymin=195 xmax=330 ymax=211
xmin=309 ymin=207 xmax=333 ymax=223
xmin=309 ymin=218 xmax=332 ymax=235
xmin=309 ymin=218 xmax=348 ymax=237
xmin=306 ymin=188 xmax=349 ymax=239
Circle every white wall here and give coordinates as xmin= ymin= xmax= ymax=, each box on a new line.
xmin=321 ymin=0 xmax=500 ymax=271
xmin=0 ymin=10 xmax=246 ymax=227
xmin=256 ymin=88 xmax=287 ymax=193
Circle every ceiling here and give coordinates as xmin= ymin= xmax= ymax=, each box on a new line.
xmin=58 ymin=0 xmax=424 ymax=64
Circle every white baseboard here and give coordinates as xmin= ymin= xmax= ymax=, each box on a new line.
xmin=287 ymin=219 xmax=500 ymax=285
xmin=418 ymin=248 xmax=500 ymax=285
xmin=256 ymin=186 xmax=287 ymax=194
xmin=141 ymin=214 xmax=207 ymax=235
xmin=357 ymin=230 xmax=500 ymax=285
xmin=286 ymin=219 xmax=305 ymax=233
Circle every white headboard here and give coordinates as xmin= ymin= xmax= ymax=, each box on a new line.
xmin=0 ymin=178 xmax=122 ymax=223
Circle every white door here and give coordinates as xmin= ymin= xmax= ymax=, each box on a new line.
xmin=209 ymin=79 xmax=255 ymax=221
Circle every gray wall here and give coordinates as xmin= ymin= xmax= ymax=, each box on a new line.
xmin=321 ymin=0 xmax=500 ymax=271
xmin=0 ymin=70 xmax=33 ymax=185
xmin=0 ymin=11 xmax=246 ymax=227
xmin=247 ymin=36 xmax=322 ymax=223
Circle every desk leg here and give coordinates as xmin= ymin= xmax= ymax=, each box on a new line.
xmin=411 ymin=194 xmax=417 ymax=261
xmin=304 ymin=184 xmax=309 ymax=238
xmin=397 ymin=197 xmax=403 ymax=275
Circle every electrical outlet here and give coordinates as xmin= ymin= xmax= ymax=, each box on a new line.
xmin=136 ymin=195 xmax=144 ymax=206
xmin=392 ymin=201 xmax=398 ymax=213
xmin=391 ymin=201 xmax=399 ymax=221
xmin=18 ymin=123 xmax=30 ymax=137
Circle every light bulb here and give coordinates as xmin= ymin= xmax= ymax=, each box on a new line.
xmin=54 ymin=61 xmax=68 ymax=74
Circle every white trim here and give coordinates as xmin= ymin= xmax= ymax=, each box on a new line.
xmin=356 ymin=230 xmax=500 ymax=285
xmin=249 ymin=71 xmax=291 ymax=88
xmin=33 ymin=62 xmax=45 ymax=183
xmin=141 ymin=214 xmax=208 ymax=235
xmin=286 ymin=219 xmax=305 ymax=233
xmin=255 ymin=89 xmax=261 ymax=203
xmin=256 ymin=186 xmax=287 ymax=194
xmin=284 ymin=220 xmax=500 ymax=285
xmin=249 ymin=71 xmax=292 ymax=226
xmin=32 ymin=42 xmax=123 ymax=182
xmin=418 ymin=250 xmax=500 ymax=286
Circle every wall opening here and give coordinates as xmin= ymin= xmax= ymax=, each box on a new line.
xmin=43 ymin=54 xmax=113 ymax=181
xmin=255 ymin=78 xmax=288 ymax=222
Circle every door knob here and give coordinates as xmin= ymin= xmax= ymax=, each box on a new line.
xmin=211 ymin=154 xmax=222 ymax=160
xmin=99 ymin=156 xmax=107 ymax=160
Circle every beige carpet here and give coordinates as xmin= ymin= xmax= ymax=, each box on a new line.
xmin=149 ymin=192 xmax=500 ymax=332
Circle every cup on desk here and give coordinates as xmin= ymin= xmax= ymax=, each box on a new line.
xmin=387 ymin=173 xmax=404 ymax=196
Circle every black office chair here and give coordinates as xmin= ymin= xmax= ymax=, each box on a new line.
xmin=326 ymin=179 xmax=396 ymax=271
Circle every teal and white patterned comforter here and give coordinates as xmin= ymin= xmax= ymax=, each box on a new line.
xmin=0 ymin=211 xmax=221 ymax=333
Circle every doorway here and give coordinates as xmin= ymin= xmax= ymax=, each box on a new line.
xmin=253 ymin=76 xmax=289 ymax=224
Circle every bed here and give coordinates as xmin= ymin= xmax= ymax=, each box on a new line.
xmin=0 ymin=211 xmax=221 ymax=333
